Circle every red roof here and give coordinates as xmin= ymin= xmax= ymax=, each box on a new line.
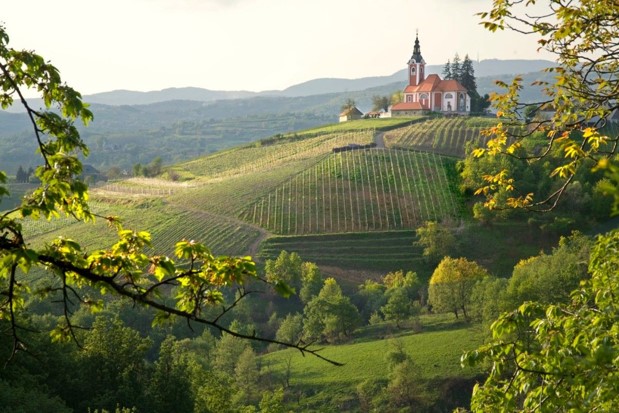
xmin=391 ymin=101 xmax=424 ymax=111
xmin=403 ymin=74 xmax=468 ymax=94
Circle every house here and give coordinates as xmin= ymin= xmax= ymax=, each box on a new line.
xmin=391 ymin=34 xmax=471 ymax=116
xmin=81 ymin=164 xmax=107 ymax=183
xmin=339 ymin=106 xmax=364 ymax=122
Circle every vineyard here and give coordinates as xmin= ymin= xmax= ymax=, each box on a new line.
xmin=172 ymin=130 xmax=375 ymax=180
xmin=12 ymin=117 xmax=493 ymax=272
xmin=20 ymin=199 xmax=261 ymax=257
xmin=383 ymin=117 xmax=508 ymax=158
xmin=241 ymin=148 xmax=461 ymax=235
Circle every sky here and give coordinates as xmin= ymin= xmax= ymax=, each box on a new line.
xmin=1 ymin=0 xmax=554 ymax=95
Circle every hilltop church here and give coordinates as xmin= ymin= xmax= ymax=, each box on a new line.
xmin=391 ymin=34 xmax=471 ymax=116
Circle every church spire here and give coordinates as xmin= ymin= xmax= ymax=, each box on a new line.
xmin=407 ymin=31 xmax=425 ymax=86
xmin=410 ymin=31 xmax=424 ymax=63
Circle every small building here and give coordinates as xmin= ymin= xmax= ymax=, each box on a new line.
xmin=339 ymin=106 xmax=364 ymax=122
xmin=81 ymin=164 xmax=107 ymax=183
xmin=391 ymin=34 xmax=471 ymax=116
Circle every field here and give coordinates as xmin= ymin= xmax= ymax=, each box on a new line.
xmin=262 ymin=314 xmax=484 ymax=411
xmin=241 ymin=149 xmax=461 ymax=235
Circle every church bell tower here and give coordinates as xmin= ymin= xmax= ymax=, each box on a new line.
xmin=407 ymin=32 xmax=425 ymax=86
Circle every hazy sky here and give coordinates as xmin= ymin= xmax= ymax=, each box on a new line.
xmin=2 ymin=0 xmax=553 ymax=95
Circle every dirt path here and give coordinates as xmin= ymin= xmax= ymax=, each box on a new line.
xmin=374 ymin=131 xmax=386 ymax=148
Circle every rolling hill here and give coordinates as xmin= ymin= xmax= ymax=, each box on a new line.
xmin=14 ymin=116 xmax=547 ymax=284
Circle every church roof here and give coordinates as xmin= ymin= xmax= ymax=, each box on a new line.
xmin=403 ymin=74 xmax=468 ymax=94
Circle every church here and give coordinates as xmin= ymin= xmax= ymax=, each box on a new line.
xmin=391 ymin=34 xmax=471 ymax=116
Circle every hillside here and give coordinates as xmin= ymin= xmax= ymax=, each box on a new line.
xmin=14 ymin=116 xmax=551 ymax=283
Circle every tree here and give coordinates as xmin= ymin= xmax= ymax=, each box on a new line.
xmin=15 ymin=165 xmax=27 ymax=183
xmin=428 ymin=257 xmax=489 ymax=319
xmin=502 ymin=231 xmax=591 ymax=310
xmin=149 ymin=335 xmax=194 ymax=413
xmin=274 ymin=312 xmax=303 ymax=346
xmin=381 ymin=287 xmax=418 ymax=329
xmin=265 ymin=250 xmax=303 ymax=292
xmin=442 ymin=59 xmax=452 ymax=80
xmin=451 ymin=53 xmax=462 ymax=83
xmin=371 ymin=95 xmax=390 ymax=112
xmin=303 ymin=278 xmax=361 ymax=343
xmin=462 ymin=3 xmax=619 ymax=409
xmin=233 ymin=347 xmax=261 ymax=407
xmin=390 ymin=90 xmax=404 ymax=106
xmin=463 ymin=230 xmax=619 ymax=411
xmin=474 ymin=0 xmax=619 ymax=212
xmin=341 ymin=98 xmax=357 ymax=112
xmin=77 ymin=316 xmax=152 ymax=412
xmin=0 ymin=24 xmax=337 ymax=365
xmin=459 ymin=54 xmax=477 ymax=97
xmin=299 ymin=262 xmax=323 ymax=304
xmin=355 ymin=279 xmax=386 ymax=322
xmin=415 ymin=221 xmax=457 ymax=264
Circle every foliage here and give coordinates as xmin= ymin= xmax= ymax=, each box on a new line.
xmin=474 ymin=0 xmax=619 ymax=212
xmin=415 ymin=220 xmax=457 ymax=264
xmin=371 ymin=95 xmax=390 ymax=112
xmin=299 ymin=262 xmax=323 ymax=304
xmin=463 ymin=230 xmax=619 ymax=411
xmin=502 ymin=231 xmax=591 ymax=309
xmin=381 ymin=287 xmax=419 ymax=328
xmin=275 ymin=312 xmax=304 ymax=346
xmin=341 ymin=98 xmax=357 ymax=112
xmin=265 ymin=250 xmax=303 ymax=293
xmin=429 ymin=257 xmax=489 ymax=319
xmin=303 ymin=278 xmax=361 ymax=343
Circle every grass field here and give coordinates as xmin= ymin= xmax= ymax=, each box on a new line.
xmin=261 ymin=314 xmax=484 ymax=411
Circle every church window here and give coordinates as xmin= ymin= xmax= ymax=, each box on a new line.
xmin=445 ymin=93 xmax=453 ymax=99
xmin=420 ymin=93 xmax=428 ymax=100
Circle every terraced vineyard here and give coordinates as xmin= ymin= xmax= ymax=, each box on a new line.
xmin=383 ymin=117 xmax=504 ymax=157
xmin=258 ymin=230 xmax=428 ymax=274
xmin=241 ymin=148 xmax=461 ymax=235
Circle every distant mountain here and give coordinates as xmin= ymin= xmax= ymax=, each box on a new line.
xmin=85 ymin=87 xmax=262 ymax=106
xmin=82 ymin=59 xmax=555 ymax=106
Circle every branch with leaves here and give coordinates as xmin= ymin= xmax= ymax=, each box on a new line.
xmin=473 ymin=0 xmax=619 ymax=212
xmin=0 ymin=24 xmax=341 ymax=366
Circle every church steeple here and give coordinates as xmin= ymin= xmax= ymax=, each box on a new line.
xmin=410 ymin=32 xmax=424 ymax=63
xmin=407 ymin=32 xmax=425 ymax=86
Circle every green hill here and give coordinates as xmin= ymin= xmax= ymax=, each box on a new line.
xmin=17 ymin=116 xmax=512 ymax=275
